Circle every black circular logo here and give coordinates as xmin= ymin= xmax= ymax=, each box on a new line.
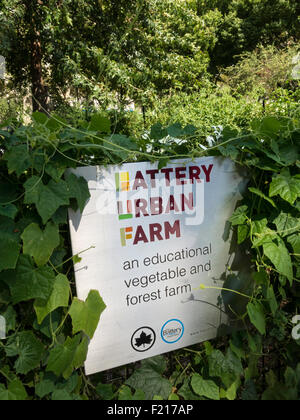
xmin=131 ymin=327 xmax=156 ymax=352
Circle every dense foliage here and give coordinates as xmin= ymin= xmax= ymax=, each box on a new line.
xmin=0 ymin=0 xmax=299 ymax=402
xmin=0 ymin=112 xmax=299 ymax=400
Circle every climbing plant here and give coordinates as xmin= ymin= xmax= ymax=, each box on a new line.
xmin=0 ymin=112 xmax=299 ymax=400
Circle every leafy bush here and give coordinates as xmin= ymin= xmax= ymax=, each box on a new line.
xmin=0 ymin=113 xmax=299 ymax=400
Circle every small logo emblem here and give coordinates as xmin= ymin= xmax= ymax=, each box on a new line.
xmin=161 ymin=319 xmax=184 ymax=344
xmin=131 ymin=327 xmax=156 ymax=352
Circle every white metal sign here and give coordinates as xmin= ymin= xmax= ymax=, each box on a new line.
xmin=68 ymin=157 xmax=249 ymax=375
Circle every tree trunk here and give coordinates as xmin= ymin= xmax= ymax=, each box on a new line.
xmin=25 ymin=0 xmax=49 ymax=113
xmin=31 ymin=34 xmax=48 ymax=113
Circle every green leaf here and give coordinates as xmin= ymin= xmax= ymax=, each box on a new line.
xmin=32 ymin=112 xmax=48 ymax=125
xmin=5 ymin=331 xmax=44 ymax=375
xmin=9 ymin=255 xmax=55 ymax=304
xmin=238 ymin=224 xmax=249 ymax=244
xmin=35 ymin=378 xmax=57 ymax=399
xmin=46 ymin=335 xmax=82 ymax=379
xmin=96 ymin=383 xmax=115 ymax=400
xmin=0 ymin=204 xmax=18 ymax=219
xmin=34 ymin=274 xmax=70 ymax=324
xmin=88 ymin=114 xmax=111 ymax=133
xmin=24 ymin=176 xmax=70 ymax=224
xmin=287 ymin=234 xmax=300 ymax=254
xmin=267 ymin=286 xmax=278 ymax=317
xmin=247 ymin=302 xmax=266 ymax=335
xmin=69 ymin=290 xmax=106 ymax=339
xmin=263 ymin=240 xmax=293 ymax=284
xmin=118 ymin=385 xmax=145 ymax=401
xmin=249 ymin=187 xmax=276 ymax=208
xmin=191 ymin=374 xmax=220 ymax=400
xmin=66 ymin=173 xmax=90 ymax=213
xmin=229 ymin=205 xmax=248 ymax=226
xmin=0 ymin=380 xmax=28 ymax=401
xmin=51 ymin=390 xmax=74 ymax=401
xmin=22 ymin=222 xmax=60 ymax=266
xmin=4 ymin=145 xmax=31 ymax=177
xmin=178 ymin=380 xmax=203 ymax=400
xmin=126 ymin=365 xmax=172 ymax=400
xmin=208 ymin=349 xmax=243 ymax=388
xmin=269 ymin=170 xmax=300 ymax=205
xmin=0 ymin=233 xmax=21 ymax=271
xmin=273 ymin=212 xmax=300 ymax=237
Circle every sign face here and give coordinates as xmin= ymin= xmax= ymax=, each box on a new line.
xmin=68 ymin=158 xmax=249 ymax=375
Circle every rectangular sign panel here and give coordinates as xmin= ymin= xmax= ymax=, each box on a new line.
xmin=68 ymin=157 xmax=249 ymax=375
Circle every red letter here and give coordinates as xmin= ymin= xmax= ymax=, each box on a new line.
xmin=175 ymin=167 xmax=187 ymax=185
xmin=150 ymin=197 xmax=163 ymax=215
xmin=201 ymin=164 xmax=214 ymax=183
xmin=189 ymin=166 xmax=201 ymax=184
xmin=134 ymin=226 xmax=149 ymax=245
xmin=161 ymin=168 xmax=174 ymax=186
xmin=135 ymin=199 xmax=149 ymax=217
xmin=149 ymin=223 xmax=163 ymax=242
xmin=133 ymin=171 xmax=148 ymax=190
xmin=146 ymin=170 xmax=159 ymax=188
xmin=181 ymin=193 xmax=194 ymax=211
xmin=165 ymin=195 xmax=180 ymax=213
xmin=165 ymin=220 xmax=181 ymax=239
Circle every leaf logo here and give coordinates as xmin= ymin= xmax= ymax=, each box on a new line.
xmin=131 ymin=327 xmax=156 ymax=353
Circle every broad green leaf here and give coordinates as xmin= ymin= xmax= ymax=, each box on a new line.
xmin=267 ymin=286 xmax=278 ymax=317
xmin=178 ymin=380 xmax=203 ymax=400
xmin=249 ymin=187 xmax=276 ymax=208
xmin=126 ymin=365 xmax=172 ymax=400
xmin=273 ymin=212 xmax=300 ymax=237
xmin=263 ymin=240 xmax=293 ymax=284
xmin=34 ymin=274 xmax=70 ymax=324
xmin=0 ymin=233 xmax=21 ymax=271
xmin=5 ymin=331 xmax=44 ymax=375
xmin=22 ymin=222 xmax=60 ymax=266
xmin=9 ymin=255 xmax=55 ymax=304
xmin=69 ymin=290 xmax=106 ymax=339
xmin=88 ymin=114 xmax=111 ymax=133
xmin=32 ymin=112 xmax=48 ymax=125
xmin=24 ymin=176 xmax=70 ymax=223
xmin=247 ymin=302 xmax=266 ymax=335
xmin=168 ymin=393 xmax=180 ymax=400
xmin=66 ymin=173 xmax=90 ymax=213
xmin=229 ymin=205 xmax=248 ymax=226
xmin=46 ymin=335 xmax=81 ymax=379
xmin=0 ymin=204 xmax=18 ymax=219
xmin=0 ymin=380 xmax=27 ymax=401
xmin=118 ymin=386 xmax=145 ymax=401
xmin=269 ymin=170 xmax=300 ymax=205
xmin=35 ymin=379 xmax=57 ymax=399
xmin=4 ymin=145 xmax=31 ymax=177
xmin=208 ymin=349 xmax=243 ymax=388
xmin=287 ymin=234 xmax=300 ymax=254
xmin=238 ymin=224 xmax=249 ymax=244
xmin=191 ymin=374 xmax=220 ymax=400
xmin=51 ymin=390 xmax=73 ymax=401
xmin=96 ymin=383 xmax=115 ymax=400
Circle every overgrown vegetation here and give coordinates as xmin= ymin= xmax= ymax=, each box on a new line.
xmin=0 ymin=0 xmax=299 ymax=402
xmin=0 ymin=112 xmax=299 ymax=400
